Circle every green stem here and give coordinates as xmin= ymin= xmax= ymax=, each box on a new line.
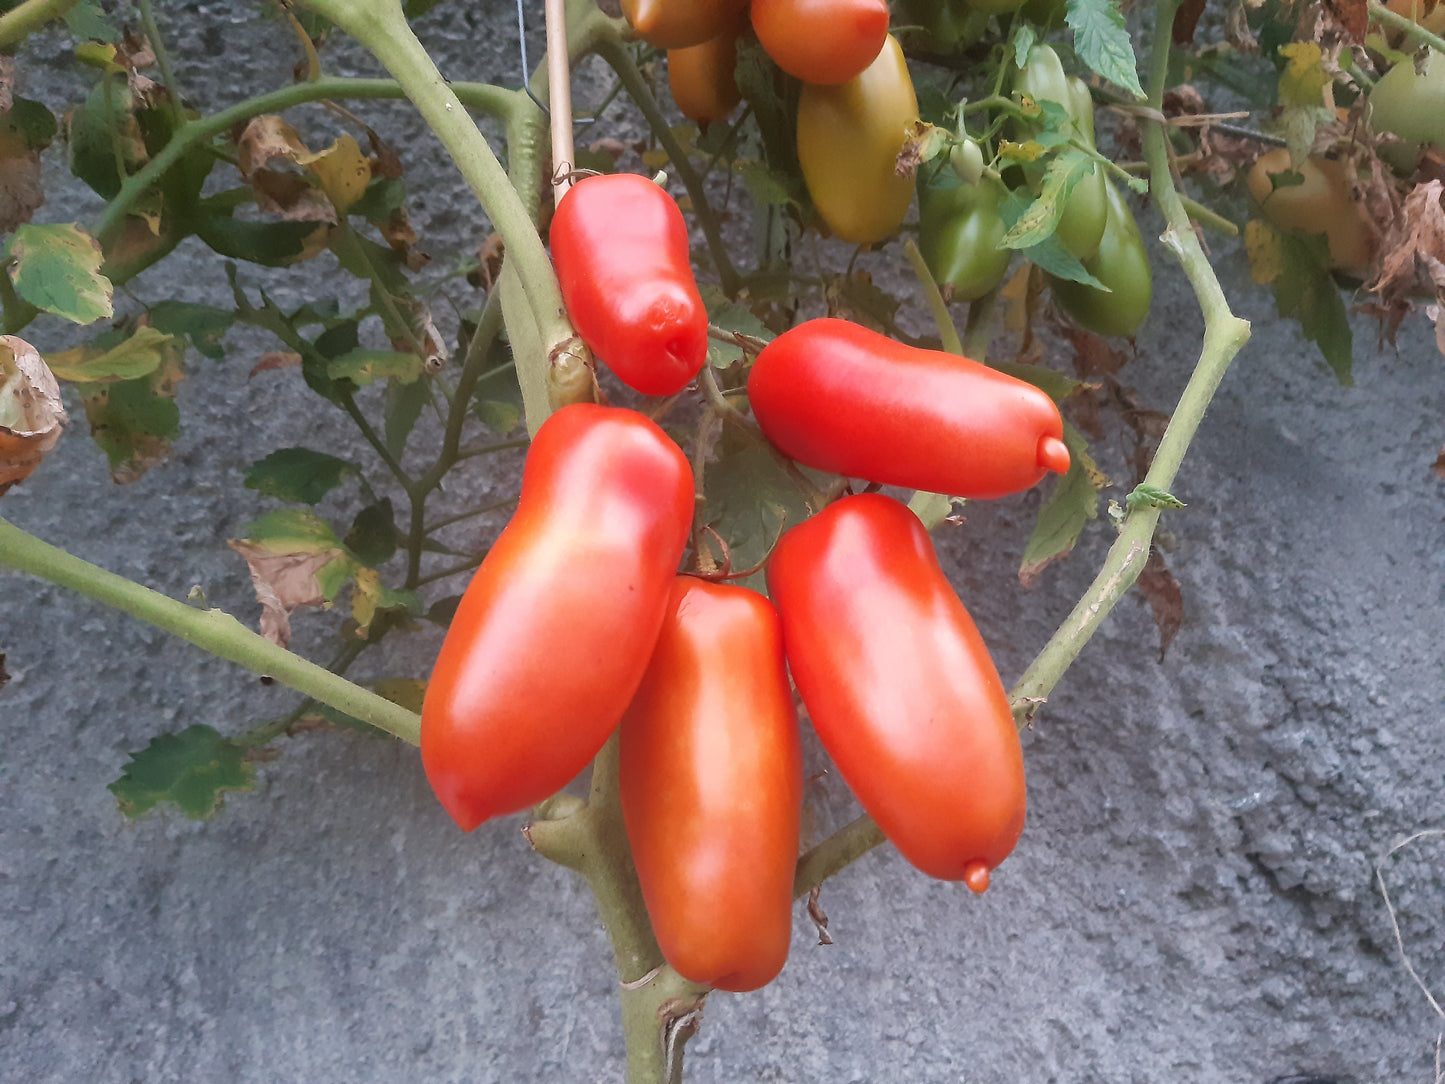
xmin=592 ymin=31 xmax=743 ymax=297
xmin=524 ymin=735 xmax=708 ymax=1083
xmin=94 ymin=77 xmax=516 ymax=243
xmin=0 ymin=517 xmax=421 ymax=744
xmin=793 ymin=815 xmax=887 ymax=899
xmin=903 ymin=237 xmax=963 ymax=355
xmin=0 ymin=0 xmax=77 ymax=48
xmin=1010 ymin=0 xmax=1250 ymax=722
xmin=1180 ymin=194 xmax=1238 ymax=237
xmin=1369 ymin=0 xmax=1445 ymax=53
xmin=137 ymin=0 xmax=187 ymax=129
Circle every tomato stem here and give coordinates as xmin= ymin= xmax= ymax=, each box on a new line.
xmin=0 ymin=0 xmax=76 ymax=48
xmin=1369 ymin=0 xmax=1445 ymax=55
xmin=0 ymin=517 xmax=422 ymax=744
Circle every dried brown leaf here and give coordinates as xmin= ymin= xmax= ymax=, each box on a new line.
xmin=226 ymin=540 xmax=342 ymax=648
xmin=365 ymin=126 xmax=403 ymax=180
xmin=1433 ymin=443 xmax=1445 ymax=480
xmin=1369 ymin=180 xmax=1445 ymax=304
xmin=0 ymin=335 xmax=68 ymax=496
xmin=249 ymin=351 xmax=302 ymax=377
xmin=806 ymin=885 xmax=834 ymax=946
xmin=1137 ymin=548 xmax=1184 ymax=661
xmin=235 ymin=115 xmax=309 ymax=178
xmin=1173 ymin=0 xmax=1208 ymax=42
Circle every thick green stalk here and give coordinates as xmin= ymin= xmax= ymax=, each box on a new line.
xmin=0 ymin=518 xmax=421 ymax=744
xmin=525 ymin=736 xmax=708 ymax=1083
xmin=0 ymin=0 xmax=77 ymax=48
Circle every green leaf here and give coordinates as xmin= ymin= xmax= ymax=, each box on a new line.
xmin=384 ymin=376 xmax=430 ymax=458
xmin=738 ymin=160 xmax=796 ymax=207
xmin=6 ymin=223 xmax=113 ymax=325
xmin=67 ymin=78 xmax=142 ymax=199
xmin=78 ymin=342 xmax=185 ymax=483
xmin=109 ymin=725 xmax=254 ymax=820
xmin=348 ymin=177 xmax=407 ymax=222
xmin=148 ymin=302 xmax=234 ymax=360
xmin=1066 ymin=0 xmax=1146 ymax=99
xmin=1001 ymin=150 xmax=1092 ymax=250
xmin=703 ymin=429 xmax=814 ymax=587
xmin=1012 ymin=24 xmax=1039 ymax=69
xmin=243 ymin=447 xmax=357 ymax=504
xmin=1019 ymin=428 xmax=1104 ymax=588
xmin=7 ymin=98 xmax=58 ymax=150
xmin=195 ymin=210 xmax=326 ymax=267
xmin=64 ymin=0 xmax=117 ymax=41
xmin=345 ymin=499 xmax=398 ymax=566
xmin=325 ymin=348 xmax=423 ymax=386
xmin=1125 ymin=483 xmax=1185 ymax=511
xmin=701 ymin=286 xmax=769 ymax=367
xmin=45 ymin=326 xmax=177 ymax=383
xmin=991 ymin=359 xmax=1085 ymax=401
xmin=1269 ymin=230 xmax=1355 ymax=384
xmin=998 ymin=191 xmax=1109 ymax=289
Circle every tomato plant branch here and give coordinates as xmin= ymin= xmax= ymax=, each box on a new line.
xmin=0 ymin=0 xmax=77 ymax=48
xmin=1009 ymin=0 xmax=1250 ymax=721
xmin=591 ymin=30 xmax=744 ymax=298
xmin=0 ymin=517 xmax=422 ymax=745
xmin=525 ymin=734 xmax=708 ymax=1083
xmin=904 ymin=237 xmax=964 ymax=355
xmin=94 ymin=77 xmax=517 ymax=244
xmin=793 ymin=814 xmax=888 ymax=899
xmin=137 ymin=0 xmax=188 ymax=131
xmin=1369 ymin=1 xmax=1445 ymax=54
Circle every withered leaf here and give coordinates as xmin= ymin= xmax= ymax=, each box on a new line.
xmin=0 ymin=335 xmax=68 ymax=496
xmin=1137 ymin=548 xmax=1184 ymax=661
xmin=226 ymin=539 xmax=344 ymax=648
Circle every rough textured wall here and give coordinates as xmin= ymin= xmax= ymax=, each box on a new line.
xmin=2 ymin=3 xmax=1443 ymax=1082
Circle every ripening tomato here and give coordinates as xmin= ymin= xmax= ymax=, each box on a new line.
xmin=746 ymin=318 xmax=1070 ymax=498
xmin=1370 ymin=51 xmax=1445 ymax=153
xmin=550 ymin=173 xmax=709 ymax=396
xmin=766 ymin=493 xmax=1027 ymax=891
xmin=668 ymin=28 xmax=743 ymax=127
xmin=421 ymin=404 xmax=694 ymax=831
xmin=620 ymin=578 xmax=802 ymax=992
xmin=620 ymin=0 xmax=749 ymax=49
xmin=796 ymin=35 xmax=919 ymax=245
xmin=1246 ymin=149 xmax=1376 ymax=273
xmin=751 ymin=0 xmax=890 ymax=85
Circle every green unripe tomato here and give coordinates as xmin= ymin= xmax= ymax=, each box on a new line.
xmin=1048 ymin=179 xmax=1152 ymax=338
xmin=1370 ymin=51 xmax=1445 ymax=152
xmin=949 ymin=139 xmax=986 ymax=185
xmin=896 ymin=0 xmax=987 ymax=50
xmin=919 ymin=175 xmax=1014 ymax=301
xmin=1054 ymin=162 xmax=1108 ymax=263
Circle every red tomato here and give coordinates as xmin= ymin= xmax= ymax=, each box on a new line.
xmin=621 ymin=0 xmax=750 ymax=49
xmin=751 ymin=0 xmax=890 ymax=85
xmin=746 ymin=318 xmax=1070 ymax=499
xmin=620 ymin=578 xmax=802 ymax=991
xmin=550 ymin=173 xmax=709 ymax=396
xmin=766 ymin=493 xmax=1026 ymax=891
xmin=421 ymin=404 xmax=695 ymax=831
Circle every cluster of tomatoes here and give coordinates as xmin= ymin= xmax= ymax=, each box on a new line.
xmin=420 ymin=150 xmax=1072 ymax=989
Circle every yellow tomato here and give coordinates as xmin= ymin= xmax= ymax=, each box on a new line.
xmin=796 ymin=35 xmax=918 ymax=245
xmin=621 ymin=0 xmax=749 ymax=49
xmin=1246 ymin=149 xmax=1375 ymax=273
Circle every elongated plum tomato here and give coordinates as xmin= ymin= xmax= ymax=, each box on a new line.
xmin=766 ymin=493 xmax=1026 ymax=891
xmin=620 ymin=578 xmax=802 ymax=992
xmin=621 ymin=0 xmax=749 ymax=49
xmin=421 ymin=404 xmax=694 ymax=831
xmin=668 ymin=27 xmax=743 ymax=127
xmin=550 ymin=173 xmax=709 ymax=396
xmin=796 ymin=35 xmax=918 ymax=245
xmin=746 ymin=318 xmax=1069 ymax=499
xmin=750 ymin=0 xmax=890 ymax=85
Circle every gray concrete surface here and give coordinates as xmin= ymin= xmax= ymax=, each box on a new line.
xmin=3 ymin=3 xmax=1444 ymax=1082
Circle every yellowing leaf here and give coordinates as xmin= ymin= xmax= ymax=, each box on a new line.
xmin=998 ymin=139 xmax=1046 ymax=163
xmin=1244 ymin=219 xmax=1283 ymax=285
xmin=1279 ymin=43 xmax=1330 ymax=107
xmin=297 ymin=133 xmax=372 ymax=215
xmin=45 ymin=325 xmax=177 ymax=383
